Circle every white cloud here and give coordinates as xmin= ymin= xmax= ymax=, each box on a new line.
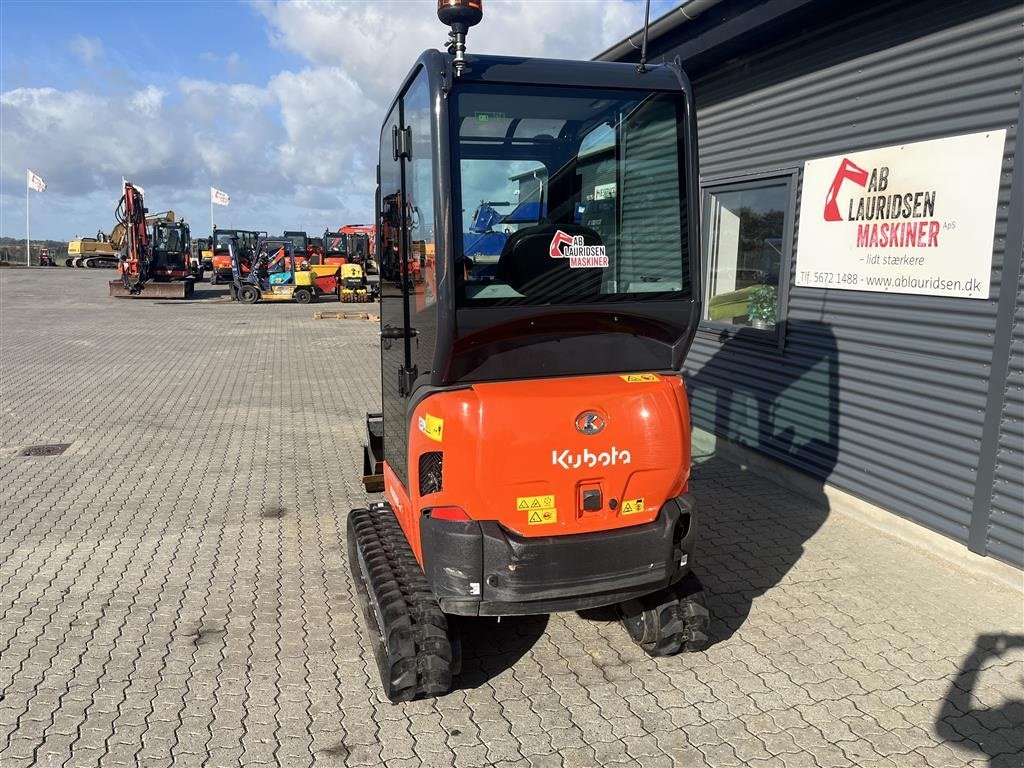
xmin=3 ymin=1 xmax=650 ymax=238
xmin=128 ymin=85 xmax=166 ymax=117
xmin=1 ymin=87 xmax=178 ymax=194
xmin=68 ymin=35 xmax=103 ymax=64
xmin=259 ymin=0 xmax=646 ymax=105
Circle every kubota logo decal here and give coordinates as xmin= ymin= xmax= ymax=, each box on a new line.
xmin=549 ymin=229 xmax=608 ymax=268
xmin=574 ymin=411 xmax=606 ymax=435
xmin=552 ymin=447 xmax=631 ymax=470
xmin=824 ymin=158 xmax=869 ymax=221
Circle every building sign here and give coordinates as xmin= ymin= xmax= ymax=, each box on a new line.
xmin=795 ymin=130 xmax=1005 ymax=299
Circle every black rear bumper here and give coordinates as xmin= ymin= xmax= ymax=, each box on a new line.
xmin=420 ymin=495 xmax=696 ymax=616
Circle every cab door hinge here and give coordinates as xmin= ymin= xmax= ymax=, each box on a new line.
xmin=392 ymin=126 xmax=412 ymax=160
xmin=399 ymin=365 xmax=418 ymax=397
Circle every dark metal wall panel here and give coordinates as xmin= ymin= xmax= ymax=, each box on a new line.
xmin=645 ymin=0 xmax=1022 ymax=554
xmin=988 ymin=271 xmax=1024 ymax=566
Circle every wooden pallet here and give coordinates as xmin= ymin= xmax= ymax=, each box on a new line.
xmin=313 ymin=311 xmax=380 ymax=321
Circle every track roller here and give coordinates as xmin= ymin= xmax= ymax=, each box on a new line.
xmin=617 ymin=572 xmax=709 ymax=657
xmin=347 ymin=503 xmax=454 ymax=702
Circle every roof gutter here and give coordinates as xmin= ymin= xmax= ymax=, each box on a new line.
xmin=594 ymin=0 xmax=727 ymax=61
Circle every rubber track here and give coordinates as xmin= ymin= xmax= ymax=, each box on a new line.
xmin=348 ymin=504 xmax=453 ymax=702
xmin=619 ymin=573 xmax=710 ymax=657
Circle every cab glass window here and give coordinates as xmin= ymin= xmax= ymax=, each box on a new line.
xmin=451 ymin=84 xmax=689 ymax=307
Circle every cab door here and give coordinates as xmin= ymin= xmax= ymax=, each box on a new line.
xmin=378 ymin=101 xmax=413 ymax=489
xmin=378 ymin=67 xmax=439 ymax=493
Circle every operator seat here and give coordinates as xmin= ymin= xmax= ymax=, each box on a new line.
xmin=495 ymin=223 xmax=604 ymax=302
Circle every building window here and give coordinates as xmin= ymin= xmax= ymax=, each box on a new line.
xmin=702 ymin=175 xmax=794 ymax=334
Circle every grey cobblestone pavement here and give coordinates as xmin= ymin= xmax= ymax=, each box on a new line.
xmin=1 ymin=269 xmax=1022 ymax=768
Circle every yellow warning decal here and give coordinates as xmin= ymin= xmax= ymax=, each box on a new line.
xmin=517 ymin=495 xmax=557 ymax=525
xmin=620 ymin=498 xmax=645 ymax=515
xmin=620 ymin=373 xmax=661 ymax=383
xmin=418 ymin=413 xmax=444 ymax=443
xmin=516 ymin=495 xmax=555 ymax=511
xmin=527 ymin=508 xmax=558 ymax=525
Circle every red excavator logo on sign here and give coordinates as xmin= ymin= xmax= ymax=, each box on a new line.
xmin=823 ymin=158 xmax=869 ymax=221
xmin=549 ymin=230 xmax=574 ymax=258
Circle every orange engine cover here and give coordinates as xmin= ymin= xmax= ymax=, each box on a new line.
xmin=386 ymin=372 xmax=692 ymax=562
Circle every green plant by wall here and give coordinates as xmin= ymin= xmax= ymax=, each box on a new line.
xmin=747 ymin=284 xmax=778 ymax=326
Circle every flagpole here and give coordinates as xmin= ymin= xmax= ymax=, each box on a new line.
xmin=25 ymin=173 xmax=31 ymax=268
xmin=210 ymin=193 xmax=214 ymax=237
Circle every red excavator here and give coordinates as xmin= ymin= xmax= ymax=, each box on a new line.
xmin=108 ymin=182 xmax=195 ymax=299
xmin=348 ymin=0 xmax=708 ymax=702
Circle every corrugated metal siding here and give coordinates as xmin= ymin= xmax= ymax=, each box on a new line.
xmin=988 ymin=269 xmax=1024 ymax=566
xmin=664 ymin=0 xmax=1022 ymax=551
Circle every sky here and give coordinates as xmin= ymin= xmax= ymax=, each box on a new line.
xmin=0 ymin=0 xmax=678 ymax=241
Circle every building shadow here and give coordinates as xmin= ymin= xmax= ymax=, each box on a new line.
xmin=450 ymin=614 xmax=550 ymax=690
xmin=936 ymin=634 xmax=1024 ymax=767
xmin=687 ymin=321 xmax=839 ymax=645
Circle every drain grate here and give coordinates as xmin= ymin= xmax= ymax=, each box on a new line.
xmin=20 ymin=443 xmax=71 ymax=457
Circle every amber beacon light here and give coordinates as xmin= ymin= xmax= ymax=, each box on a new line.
xmin=437 ymin=0 xmax=483 ymax=75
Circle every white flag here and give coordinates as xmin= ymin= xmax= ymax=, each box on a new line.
xmin=27 ymin=170 xmax=46 ymax=192
xmin=211 ymin=187 xmax=230 ymax=206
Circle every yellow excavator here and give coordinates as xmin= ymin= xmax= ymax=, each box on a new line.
xmin=68 ymin=209 xmax=177 ymax=269
xmin=67 ymin=231 xmax=118 ymax=268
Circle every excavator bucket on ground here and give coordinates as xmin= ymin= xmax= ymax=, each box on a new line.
xmin=108 ymin=279 xmax=194 ymax=299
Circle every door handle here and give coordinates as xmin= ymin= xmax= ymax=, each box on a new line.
xmin=380 ymin=325 xmax=418 ymax=340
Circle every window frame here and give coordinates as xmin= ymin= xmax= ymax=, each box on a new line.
xmin=448 ymin=82 xmax=693 ymax=308
xmin=698 ymin=168 xmax=799 ymax=351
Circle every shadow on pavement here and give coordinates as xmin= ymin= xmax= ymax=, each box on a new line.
xmin=688 ymin=321 xmax=839 ymax=646
xmin=936 ymin=634 xmax=1024 ymax=768
xmin=451 ymin=614 xmax=549 ymax=690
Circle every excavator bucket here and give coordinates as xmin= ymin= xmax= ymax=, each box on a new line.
xmin=108 ymin=280 xmax=194 ymax=299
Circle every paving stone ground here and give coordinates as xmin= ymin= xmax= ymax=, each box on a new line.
xmin=1 ymin=268 xmax=1022 ymax=768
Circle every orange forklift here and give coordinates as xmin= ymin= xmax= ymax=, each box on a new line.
xmin=349 ymin=0 xmax=708 ymax=702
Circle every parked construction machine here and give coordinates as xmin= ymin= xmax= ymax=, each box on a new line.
xmin=67 ymin=232 xmax=118 ymax=268
xmin=108 ymin=182 xmax=195 ymax=298
xmin=347 ymin=0 xmax=708 ymax=702
xmin=210 ymin=228 xmax=261 ymax=284
xmin=228 ymin=236 xmax=321 ymax=304
xmin=321 ymin=230 xmax=349 ymax=265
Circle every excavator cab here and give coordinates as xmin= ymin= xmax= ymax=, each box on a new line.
xmin=149 ymin=221 xmax=192 ymax=282
xmin=320 ymin=230 xmax=349 ymax=265
xmin=348 ymin=2 xmax=706 ymax=703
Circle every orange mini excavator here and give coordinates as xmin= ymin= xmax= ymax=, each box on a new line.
xmin=349 ymin=0 xmax=709 ymax=702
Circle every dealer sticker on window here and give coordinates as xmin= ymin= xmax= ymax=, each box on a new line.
xmin=549 ymin=229 xmax=608 ymax=268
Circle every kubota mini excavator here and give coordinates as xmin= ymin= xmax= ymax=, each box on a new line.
xmin=348 ymin=0 xmax=708 ymax=703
